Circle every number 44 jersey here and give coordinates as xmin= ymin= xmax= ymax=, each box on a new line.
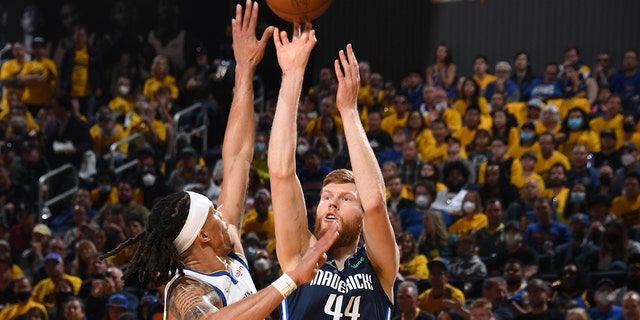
xmin=280 ymin=247 xmax=393 ymax=320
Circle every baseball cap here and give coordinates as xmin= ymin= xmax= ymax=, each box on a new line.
xmin=180 ymin=146 xmax=198 ymax=158
xmin=244 ymin=232 xmax=261 ymax=247
xmin=527 ymin=98 xmax=543 ymax=109
xmin=427 ymin=257 xmax=450 ymax=273
xmin=140 ymin=294 xmax=159 ymax=306
xmin=527 ymin=278 xmax=549 ymax=291
xmin=33 ymin=37 xmax=45 ymax=46
xmin=621 ymin=141 xmax=638 ymax=152
xmin=596 ymin=278 xmax=616 ymax=289
xmin=45 ymin=252 xmax=63 ymax=264
xmin=33 ymin=224 xmax=52 ymax=237
xmin=571 ymin=212 xmax=591 ymax=226
xmin=107 ymin=293 xmax=129 ymax=309
xmin=504 ymin=220 xmax=521 ymax=232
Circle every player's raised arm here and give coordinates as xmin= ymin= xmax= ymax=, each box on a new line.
xmin=334 ymin=44 xmax=399 ymax=301
xmin=268 ymin=22 xmax=318 ymax=270
xmin=219 ymin=0 xmax=274 ymax=250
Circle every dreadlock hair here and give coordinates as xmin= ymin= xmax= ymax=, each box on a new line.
xmin=102 ymin=191 xmax=191 ymax=287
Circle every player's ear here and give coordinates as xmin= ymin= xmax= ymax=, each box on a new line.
xmin=199 ymin=228 xmax=211 ymax=243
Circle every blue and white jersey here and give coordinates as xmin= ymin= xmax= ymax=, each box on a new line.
xmin=281 ymin=247 xmax=392 ymax=320
xmin=163 ymin=253 xmax=257 ymax=319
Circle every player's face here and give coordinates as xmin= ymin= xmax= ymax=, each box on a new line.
xmin=205 ymin=206 xmax=234 ymax=255
xmin=315 ymin=182 xmax=363 ymax=249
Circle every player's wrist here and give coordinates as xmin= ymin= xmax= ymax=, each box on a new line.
xmin=271 ymin=273 xmax=297 ymax=297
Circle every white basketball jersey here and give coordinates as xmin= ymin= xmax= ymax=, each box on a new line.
xmin=163 ymin=253 xmax=257 ymax=319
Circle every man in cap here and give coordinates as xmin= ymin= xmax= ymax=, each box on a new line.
xmin=418 ymin=257 xmax=466 ymax=314
xmin=593 ymin=128 xmax=622 ymax=170
xmin=492 ymin=220 xmax=539 ymax=278
xmin=19 ymin=36 xmax=58 ymax=117
xmin=589 ymin=278 xmax=623 ymax=320
xmin=32 ymin=251 xmax=82 ymax=309
xmin=553 ymin=212 xmax=599 ymax=273
xmin=167 ymin=146 xmax=201 ymax=190
xmin=106 ymin=293 xmax=129 ymax=320
xmin=517 ymin=278 xmax=564 ymax=319
xmin=19 ymin=223 xmax=52 ymax=280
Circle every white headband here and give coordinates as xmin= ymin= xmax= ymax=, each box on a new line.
xmin=173 ymin=192 xmax=212 ymax=254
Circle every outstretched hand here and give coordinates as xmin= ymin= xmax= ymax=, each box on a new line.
xmin=274 ymin=22 xmax=317 ymax=75
xmin=288 ymin=221 xmax=339 ymax=285
xmin=334 ymin=44 xmax=360 ymax=114
xmin=232 ymin=0 xmax=275 ymax=70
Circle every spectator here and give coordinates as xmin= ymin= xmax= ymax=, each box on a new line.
xmin=609 ymin=49 xmax=640 ymax=109
xmin=474 ymin=198 xmax=506 ymax=259
xmin=622 ymin=291 xmax=640 ymax=320
xmin=397 ymin=139 xmax=424 ymax=186
xmin=522 ymin=197 xmax=571 ymax=255
xmin=492 ymin=221 xmax=539 ymax=278
xmin=511 ymin=51 xmax=535 ymax=97
xmin=394 ymin=281 xmax=435 ymax=320
xmin=471 ymin=55 xmax=497 ymax=94
xmin=366 ymin=110 xmax=393 ymax=158
xmin=611 ymin=138 xmax=640 ymax=198
xmin=448 ymin=190 xmax=487 ymax=237
xmin=418 ymin=257 xmax=466 ymax=314
xmin=522 ymin=62 xmax=563 ymax=101
xmin=426 ymin=43 xmax=457 ymax=98
xmin=596 ymin=219 xmax=640 ymax=271
xmin=589 ymin=278 xmax=623 ymax=320
xmin=142 ymin=55 xmax=179 ymax=102
xmin=240 ymin=191 xmax=275 ymax=245
xmin=0 ymin=276 xmax=47 ymax=320
xmin=432 ymin=160 xmax=471 ymax=221
xmin=615 ymin=254 xmax=640 ymax=305
xmin=516 ymin=278 xmax=564 ymax=320
xmin=397 ymin=180 xmax=436 ymax=239
xmin=484 ymin=61 xmax=520 ymax=102
xmin=59 ymin=25 xmax=104 ymax=122
xmin=549 ymin=263 xmax=590 ymax=311
xmin=552 ymin=212 xmax=599 ymax=273
xmin=19 ymin=37 xmax=57 ymax=117
xmin=63 ymin=296 xmax=86 ymax=320
xmin=535 ymin=132 xmax=570 ymax=181
xmin=503 ymin=259 xmax=528 ymax=306
xmin=397 ymin=232 xmax=430 ymax=282
xmin=592 ymin=129 xmax=622 ymax=170
xmin=32 ymin=252 xmax=82 ymax=310
xmin=611 ymin=172 xmax=640 ymax=226
xmin=449 ymin=236 xmax=487 ymax=293
xmin=418 ymin=210 xmax=458 ymax=259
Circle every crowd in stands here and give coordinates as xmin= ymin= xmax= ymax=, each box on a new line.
xmin=1 ymin=4 xmax=640 ymax=319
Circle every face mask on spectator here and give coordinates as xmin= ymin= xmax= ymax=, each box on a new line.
xmin=142 ymin=173 xmax=156 ymax=187
xmin=622 ymin=154 xmax=636 ymax=167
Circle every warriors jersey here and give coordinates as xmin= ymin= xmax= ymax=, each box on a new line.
xmin=163 ymin=253 xmax=257 ymax=319
xmin=281 ymin=247 xmax=392 ymax=320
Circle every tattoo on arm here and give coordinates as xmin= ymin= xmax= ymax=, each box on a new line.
xmin=168 ymin=278 xmax=222 ymax=320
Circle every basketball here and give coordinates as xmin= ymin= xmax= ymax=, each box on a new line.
xmin=266 ymin=0 xmax=333 ymax=23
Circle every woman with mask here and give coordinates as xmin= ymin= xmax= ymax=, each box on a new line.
xmin=447 ymin=191 xmax=487 ymax=237
xmin=562 ymin=181 xmax=590 ymax=224
xmin=558 ymin=107 xmax=600 ymax=156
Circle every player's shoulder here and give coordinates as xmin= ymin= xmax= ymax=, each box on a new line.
xmin=166 ymin=276 xmax=222 ymax=320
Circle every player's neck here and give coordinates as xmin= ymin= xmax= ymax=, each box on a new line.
xmin=328 ymin=245 xmax=358 ymax=271
xmin=183 ymin=249 xmax=229 ymax=274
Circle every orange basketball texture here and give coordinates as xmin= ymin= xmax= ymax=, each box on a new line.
xmin=266 ymin=0 xmax=333 ymax=23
